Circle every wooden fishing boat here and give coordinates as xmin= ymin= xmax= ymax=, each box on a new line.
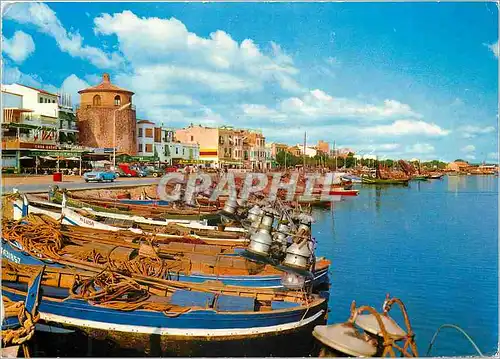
xmin=2 ymin=261 xmax=328 ymax=357
xmin=411 ymin=175 xmax=429 ymax=181
xmin=328 ymin=189 xmax=359 ymax=196
xmin=361 ymin=177 xmax=409 ymax=186
xmin=429 ymin=173 xmax=444 ymax=179
xmin=341 ymin=174 xmax=362 ymax=183
xmin=48 ymin=190 xmax=223 ymax=225
xmin=1 ymin=266 xmax=43 ymax=358
xmin=2 ymin=215 xmax=330 ymax=290
xmin=14 ymin=195 xmax=247 ymax=243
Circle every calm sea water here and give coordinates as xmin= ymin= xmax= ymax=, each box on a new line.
xmin=313 ymin=175 xmax=498 ymax=357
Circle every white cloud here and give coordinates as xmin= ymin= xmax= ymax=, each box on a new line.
xmin=240 ymin=104 xmax=288 ymax=122
xmin=461 ymin=144 xmax=476 ymax=153
xmin=487 ymin=152 xmax=499 ymax=161
xmin=280 ymin=90 xmax=421 ymax=119
xmin=59 ymin=74 xmax=89 ymax=106
xmin=361 ymin=120 xmax=450 ymax=137
xmin=458 ymin=125 xmax=496 ymax=138
xmin=376 ymin=143 xmax=401 ymax=151
xmin=2 ymin=66 xmax=42 ymax=87
xmin=4 ymin=2 xmax=123 ymax=68
xmin=486 ymin=40 xmax=499 ymax=58
xmin=405 ymin=143 xmax=435 ymax=154
xmin=93 ymin=10 xmax=299 ymax=93
xmin=465 ymin=154 xmax=476 ymax=160
xmin=2 ymin=31 xmax=35 ymax=63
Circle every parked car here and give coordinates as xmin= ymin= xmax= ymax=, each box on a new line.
xmin=164 ymin=166 xmax=179 ymax=173
xmin=145 ymin=166 xmax=165 ymax=178
xmin=118 ymin=164 xmax=139 ymax=177
xmin=132 ymin=166 xmax=148 ymax=177
xmin=114 ymin=167 xmax=127 ymax=177
xmin=83 ymin=169 xmax=116 ymax=182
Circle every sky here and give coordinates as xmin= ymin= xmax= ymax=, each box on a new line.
xmin=2 ymin=2 xmax=498 ymax=162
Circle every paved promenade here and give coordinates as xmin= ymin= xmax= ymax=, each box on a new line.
xmin=2 ymin=175 xmax=159 ymax=193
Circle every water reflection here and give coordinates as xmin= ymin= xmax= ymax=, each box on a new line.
xmin=447 ymin=175 xmax=498 ymax=193
xmin=375 ymin=186 xmax=381 ymax=213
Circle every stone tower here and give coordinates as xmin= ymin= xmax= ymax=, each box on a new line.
xmin=77 ymin=73 xmax=137 ymax=155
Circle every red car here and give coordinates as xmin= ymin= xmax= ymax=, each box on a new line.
xmin=118 ymin=164 xmax=139 ymax=177
xmin=164 ymin=166 xmax=178 ymax=173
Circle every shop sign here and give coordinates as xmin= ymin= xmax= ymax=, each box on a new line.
xmin=19 ymin=142 xmax=58 ymax=150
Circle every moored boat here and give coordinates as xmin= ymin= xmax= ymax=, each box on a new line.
xmin=2 ymin=261 xmax=328 ymax=357
xmin=0 ymin=224 xmax=330 ymax=290
xmin=429 ymin=173 xmax=444 ymax=179
xmin=13 ymin=194 xmax=247 ymax=243
xmin=411 ymin=175 xmax=429 ymax=181
xmin=48 ymin=189 xmax=223 ymax=225
xmin=361 ymin=177 xmax=409 ymax=185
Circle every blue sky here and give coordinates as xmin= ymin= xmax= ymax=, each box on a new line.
xmin=2 ymin=2 xmax=498 ymax=162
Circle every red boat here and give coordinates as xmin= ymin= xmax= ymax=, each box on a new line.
xmin=328 ymin=188 xmax=359 ymax=196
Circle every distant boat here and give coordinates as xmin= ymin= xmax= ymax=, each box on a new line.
xmin=429 ymin=173 xmax=444 ymax=179
xmin=341 ymin=174 xmax=362 ymax=183
xmin=411 ymin=175 xmax=429 ymax=181
xmin=361 ymin=177 xmax=409 ymax=185
xmin=329 ymin=189 xmax=359 ymax=196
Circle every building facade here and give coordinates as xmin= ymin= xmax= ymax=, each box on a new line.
xmin=1 ymin=85 xmax=85 ymax=173
xmin=77 ymin=73 xmax=137 ymax=155
xmin=58 ymin=92 xmax=79 ymax=147
xmin=316 ymin=140 xmax=330 ymax=155
xmin=137 ymin=121 xmax=200 ymax=164
xmin=175 ymin=124 xmax=269 ymax=169
xmin=175 ymin=125 xmax=219 ymax=165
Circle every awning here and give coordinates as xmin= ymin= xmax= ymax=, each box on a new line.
xmin=19 ymin=156 xmax=33 ymax=160
xmin=40 ymin=156 xmax=56 ymax=160
xmin=26 ymin=150 xmax=88 ymax=156
xmin=65 ymin=157 xmax=81 ymax=161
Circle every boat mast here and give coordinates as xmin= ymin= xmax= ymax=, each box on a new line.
xmin=334 ymin=140 xmax=337 ymax=171
xmin=303 ymin=131 xmax=306 ymax=172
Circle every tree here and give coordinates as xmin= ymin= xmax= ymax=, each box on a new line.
xmin=345 ymin=153 xmax=355 ymax=168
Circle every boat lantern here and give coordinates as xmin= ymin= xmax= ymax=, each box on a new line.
xmin=282 ymin=240 xmax=313 ymax=270
xmin=248 ymin=215 xmax=263 ymax=235
xmin=274 ymin=222 xmax=290 ymax=245
xmin=281 ymin=272 xmax=306 ymax=290
xmin=247 ymin=228 xmax=273 ymax=257
xmin=355 ymin=313 xmax=407 ymax=344
xmin=247 ymin=205 xmax=262 ymax=222
xmin=260 ymin=213 xmax=274 ymax=230
xmin=312 ymin=323 xmax=377 ymax=357
xmin=223 ymin=196 xmax=239 ymax=215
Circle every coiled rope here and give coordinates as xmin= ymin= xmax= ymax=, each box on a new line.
xmin=2 ymin=298 xmax=40 ymax=347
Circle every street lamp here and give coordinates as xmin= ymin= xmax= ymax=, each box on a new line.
xmin=113 ymin=102 xmax=132 ymax=170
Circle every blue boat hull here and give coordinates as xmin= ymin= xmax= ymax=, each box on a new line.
xmin=1 ymin=240 xmax=330 ymax=290
xmin=118 ymin=199 xmax=170 ymax=206
xmin=2 ymin=283 xmax=327 ymax=357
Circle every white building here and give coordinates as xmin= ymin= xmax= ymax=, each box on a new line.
xmin=295 ymin=144 xmax=318 ymax=157
xmin=136 ymin=120 xmax=199 ymax=164
xmin=137 ymin=120 xmax=156 ymax=156
xmin=2 ymin=84 xmax=59 ymax=128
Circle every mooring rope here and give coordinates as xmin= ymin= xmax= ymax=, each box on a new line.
xmin=426 ymin=324 xmax=484 ymax=357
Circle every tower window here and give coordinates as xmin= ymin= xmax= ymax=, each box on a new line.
xmin=114 ymin=95 xmax=121 ymax=106
xmin=93 ymin=95 xmax=101 ymax=106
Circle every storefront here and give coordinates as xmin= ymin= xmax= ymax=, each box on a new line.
xmin=2 ymin=147 xmax=88 ymax=175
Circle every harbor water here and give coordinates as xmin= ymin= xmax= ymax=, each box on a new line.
xmin=313 ymin=175 xmax=498 ymax=357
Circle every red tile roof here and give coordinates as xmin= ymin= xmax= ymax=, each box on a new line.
xmin=137 ymin=120 xmax=155 ymax=125
xmin=78 ymin=73 xmax=134 ymax=95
